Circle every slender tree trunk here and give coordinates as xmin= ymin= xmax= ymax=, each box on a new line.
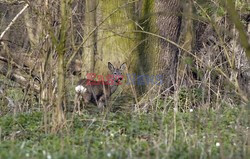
xmin=52 ymin=0 xmax=70 ymax=132
xmin=82 ymin=0 xmax=97 ymax=76
xmin=55 ymin=52 xmax=65 ymax=129
xmin=177 ymin=0 xmax=194 ymax=87
xmin=24 ymin=0 xmax=43 ymax=50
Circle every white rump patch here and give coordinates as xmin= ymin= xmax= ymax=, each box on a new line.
xmin=75 ymin=85 xmax=87 ymax=93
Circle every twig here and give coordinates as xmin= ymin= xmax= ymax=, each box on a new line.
xmin=0 ymin=3 xmax=29 ymax=40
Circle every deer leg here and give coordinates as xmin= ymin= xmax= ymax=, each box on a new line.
xmin=74 ymin=93 xmax=82 ymax=115
xmin=83 ymin=93 xmax=91 ymax=106
xmin=75 ymin=85 xmax=88 ymax=114
xmin=97 ymin=95 xmax=108 ymax=111
xmin=98 ymin=101 xmax=105 ymax=109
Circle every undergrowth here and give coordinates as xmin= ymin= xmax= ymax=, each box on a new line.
xmin=0 ymin=103 xmax=248 ymax=159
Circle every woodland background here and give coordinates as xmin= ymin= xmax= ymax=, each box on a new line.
xmin=0 ymin=0 xmax=249 ymax=158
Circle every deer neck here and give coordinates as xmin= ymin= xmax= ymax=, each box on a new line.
xmin=109 ymin=81 xmax=120 ymax=94
xmin=110 ymin=85 xmax=117 ymax=94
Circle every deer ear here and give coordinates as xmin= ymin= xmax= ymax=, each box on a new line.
xmin=108 ymin=62 xmax=115 ymax=71
xmin=120 ymin=63 xmax=126 ymax=71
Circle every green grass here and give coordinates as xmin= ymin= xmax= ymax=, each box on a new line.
xmin=0 ymin=104 xmax=248 ymax=159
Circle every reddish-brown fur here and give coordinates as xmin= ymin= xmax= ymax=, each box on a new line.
xmin=75 ymin=62 xmax=126 ymax=111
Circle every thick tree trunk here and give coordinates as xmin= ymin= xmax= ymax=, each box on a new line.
xmin=155 ymin=0 xmax=182 ymax=92
xmin=137 ymin=0 xmax=182 ymax=94
xmin=136 ymin=0 xmax=158 ymax=93
xmin=95 ymin=0 xmax=138 ymax=75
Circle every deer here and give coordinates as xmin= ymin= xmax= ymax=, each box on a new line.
xmin=74 ymin=62 xmax=126 ymax=112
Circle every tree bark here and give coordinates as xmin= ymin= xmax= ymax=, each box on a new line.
xmin=177 ymin=0 xmax=194 ymax=87
xmin=95 ymin=0 xmax=138 ymax=74
xmin=136 ymin=0 xmax=158 ymax=93
xmin=52 ymin=0 xmax=70 ymax=132
xmin=82 ymin=0 xmax=97 ymax=76
xmin=23 ymin=0 xmax=44 ymax=50
xmin=137 ymin=0 xmax=182 ymax=94
xmin=155 ymin=0 xmax=182 ymax=92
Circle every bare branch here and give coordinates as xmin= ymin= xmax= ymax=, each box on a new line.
xmin=0 ymin=3 xmax=29 ymax=40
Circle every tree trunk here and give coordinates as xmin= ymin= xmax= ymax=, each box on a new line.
xmin=137 ymin=0 xmax=182 ymax=94
xmin=177 ymin=0 xmax=194 ymax=87
xmin=95 ymin=0 xmax=138 ymax=75
xmin=24 ymin=0 xmax=43 ymax=50
xmin=136 ymin=0 xmax=158 ymax=93
xmin=155 ymin=0 xmax=182 ymax=93
xmin=82 ymin=0 xmax=97 ymax=76
xmin=52 ymin=0 xmax=70 ymax=132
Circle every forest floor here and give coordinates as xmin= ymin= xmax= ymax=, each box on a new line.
xmin=0 ymin=76 xmax=248 ymax=158
xmin=0 ymin=99 xmax=248 ymax=159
